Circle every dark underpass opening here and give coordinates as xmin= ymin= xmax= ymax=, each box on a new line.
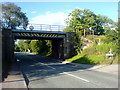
xmin=14 ymin=38 xmax=64 ymax=60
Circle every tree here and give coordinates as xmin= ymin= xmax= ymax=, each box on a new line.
xmin=74 ymin=31 xmax=83 ymax=54
xmin=96 ymin=14 xmax=116 ymax=34
xmin=18 ymin=40 xmax=25 ymax=52
xmin=29 ymin=40 xmax=43 ymax=53
xmin=63 ymin=26 xmax=74 ymax=32
xmin=2 ymin=2 xmax=28 ymax=29
xmin=14 ymin=44 xmax=20 ymax=52
xmin=105 ymin=30 xmax=118 ymax=44
xmin=46 ymin=40 xmax=52 ymax=55
xmin=64 ymin=8 xmax=117 ymax=54
xmin=29 ymin=40 xmax=50 ymax=54
xmin=65 ymin=9 xmax=116 ymax=35
xmin=23 ymin=41 xmax=29 ymax=52
xmin=65 ymin=9 xmax=98 ymax=33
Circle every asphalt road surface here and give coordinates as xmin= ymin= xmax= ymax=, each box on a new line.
xmin=15 ymin=52 xmax=118 ymax=88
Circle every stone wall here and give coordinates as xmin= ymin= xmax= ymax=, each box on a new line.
xmin=51 ymin=32 xmax=76 ymax=60
xmin=52 ymin=39 xmax=64 ymax=60
xmin=2 ymin=29 xmax=14 ymax=81
xmin=64 ymin=32 xmax=77 ymax=59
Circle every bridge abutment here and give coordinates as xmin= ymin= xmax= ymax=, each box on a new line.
xmin=52 ymin=39 xmax=64 ymax=60
xmin=64 ymin=32 xmax=77 ymax=59
xmin=2 ymin=29 xmax=15 ymax=81
xmin=51 ymin=32 xmax=77 ymax=60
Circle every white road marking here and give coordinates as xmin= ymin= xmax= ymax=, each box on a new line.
xmin=23 ymin=55 xmax=89 ymax=83
xmin=63 ymin=72 xmax=90 ymax=82
xmin=33 ymin=60 xmax=56 ymax=70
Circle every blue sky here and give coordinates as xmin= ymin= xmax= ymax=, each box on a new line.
xmin=14 ymin=2 xmax=118 ymax=26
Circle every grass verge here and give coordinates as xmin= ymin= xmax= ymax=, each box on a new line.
xmin=66 ymin=54 xmax=118 ymax=65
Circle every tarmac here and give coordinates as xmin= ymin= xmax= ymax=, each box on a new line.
xmin=62 ymin=61 xmax=119 ymax=75
xmin=1 ymin=60 xmax=119 ymax=89
xmin=1 ymin=61 xmax=27 ymax=89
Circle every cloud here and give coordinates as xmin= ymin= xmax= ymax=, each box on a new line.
xmin=29 ymin=11 xmax=68 ymax=26
xmin=31 ymin=11 xmax=37 ymax=14
xmin=66 ymin=9 xmax=73 ymax=13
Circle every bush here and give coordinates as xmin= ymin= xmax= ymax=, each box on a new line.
xmin=105 ymin=30 xmax=118 ymax=44
xmin=14 ymin=44 xmax=20 ymax=52
xmin=82 ymin=41 xmax=118 ymax=56
xmin=82 ymin=47 xmax=97 ymax=55
xmin=95 ymin=42 xmax=118 ymax=55
xmin=66 ymin=34 xmax=118 ymax=65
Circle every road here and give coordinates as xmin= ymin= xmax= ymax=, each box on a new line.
xmin=15 ymin=52 xmax=118 ymax=88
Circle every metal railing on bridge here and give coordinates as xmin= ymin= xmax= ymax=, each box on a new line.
xmin=18 ymin=23 xmax=67 ymax=32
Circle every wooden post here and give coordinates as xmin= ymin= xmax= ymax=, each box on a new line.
xmin=109 ymin=48 xmax=113 ymax=59
xmin=84 ymin=29 xmax=86 ymax=37
xmin=109 ymin=48 xmax=112 ymax=54
xmin=92 ymin=30 xmax=94 ymax=37
xmin=98 ymin=39 xmax=100 ymax=45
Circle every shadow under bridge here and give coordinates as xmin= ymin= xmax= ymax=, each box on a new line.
xmin=13 ymin=30 xmax=66 ymax=60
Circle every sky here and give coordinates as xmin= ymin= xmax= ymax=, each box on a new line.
xmin=12 ymin=2 xmax=118 ymax=26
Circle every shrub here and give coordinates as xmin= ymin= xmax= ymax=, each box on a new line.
xmin=95 ymin=42 xmax=118 ymax=55
xmin=82 ymin=47 xmax=97 ymax=55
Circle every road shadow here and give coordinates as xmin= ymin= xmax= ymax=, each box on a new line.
xmin=14 ymin=52 xmax=98 ymax=87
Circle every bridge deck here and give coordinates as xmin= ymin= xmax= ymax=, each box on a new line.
xmin=12 ymin=30 xmax=67 ymax=39
xmin=12 ymin=30 xmax=67 ymax=34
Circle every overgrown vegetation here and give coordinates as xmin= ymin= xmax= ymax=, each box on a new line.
xmin=66 ymin=33 xmax=118 ymax=65
xmin=66 ymin=54 xmax=118 ymax=65
xmin=63 ymin=8 xmax=118 ymax=65
xmin=15 ymin=40 xmax=52 ymax=57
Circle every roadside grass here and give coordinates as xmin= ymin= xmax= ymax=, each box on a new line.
xmin=66 ymin=36 xmax=118 ymax=65
xmin=66 ymin=54 xmax=118 ymax=65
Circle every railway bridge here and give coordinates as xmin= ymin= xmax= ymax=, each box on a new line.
xmin=2 ymin=24 xmax=77 ymax=81
xmin=2 ymin=24 xmax=76 ymax=63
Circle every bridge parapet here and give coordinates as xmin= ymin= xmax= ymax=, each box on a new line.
xmin=18 ymin=23 xmax=66 ymax=31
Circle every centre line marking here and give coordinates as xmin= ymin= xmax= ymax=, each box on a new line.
xmin=63 ymin=72 xmax=90 ymax=82
xmin=25 ymin=55 xmax=89 ymax=82
xmin=33 ymin=60 xmax=56 ymax=70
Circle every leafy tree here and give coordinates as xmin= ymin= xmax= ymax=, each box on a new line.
xmin=2 ymin=2 xmax=28 ymax=29
xmin=74 ymin=31 xmax=83 ymax=54
xmin=65 ymin=9 xmax=99 ymax=34
xmin=25 ymin=40 xmax=31 ymax=44
xmin=46 ymin=40 xmax=52 ymax=55
xmin=18 ymin=40 xmax=25 ymax=52
xmin=40 ymin=40 xmax=49 ymax=53
xmin=64 ymin=8 xmax=117 ymax=54
xmin=105 ymin=30 xmax=118 ymax=44
xmin=29 ymin=40 xmax=44 ymax=53
xmin=63 ymin=26 xmax=74 ymax=32
xmin=23 ymin=41 xmax=29 ymax=52
xmin=29 ymin=40 xmax=50 ymax=55
xmin=14 ymin=44 xmax=20 ymax=52
xmin=29 ymin=40 xmax=39 ymax=52
xmin=65 ymin=9 xmax=116 ymax=35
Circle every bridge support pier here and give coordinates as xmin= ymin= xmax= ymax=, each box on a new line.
xmin=52 ymin=39 xmax=64 ymax=60
xmin=64 ymin=32 xmax=77 ymax=59
xmin=2 ymin=29 xmax=15 ymax=81
xmin=52 ymin=32 xmax=77 ymax=60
